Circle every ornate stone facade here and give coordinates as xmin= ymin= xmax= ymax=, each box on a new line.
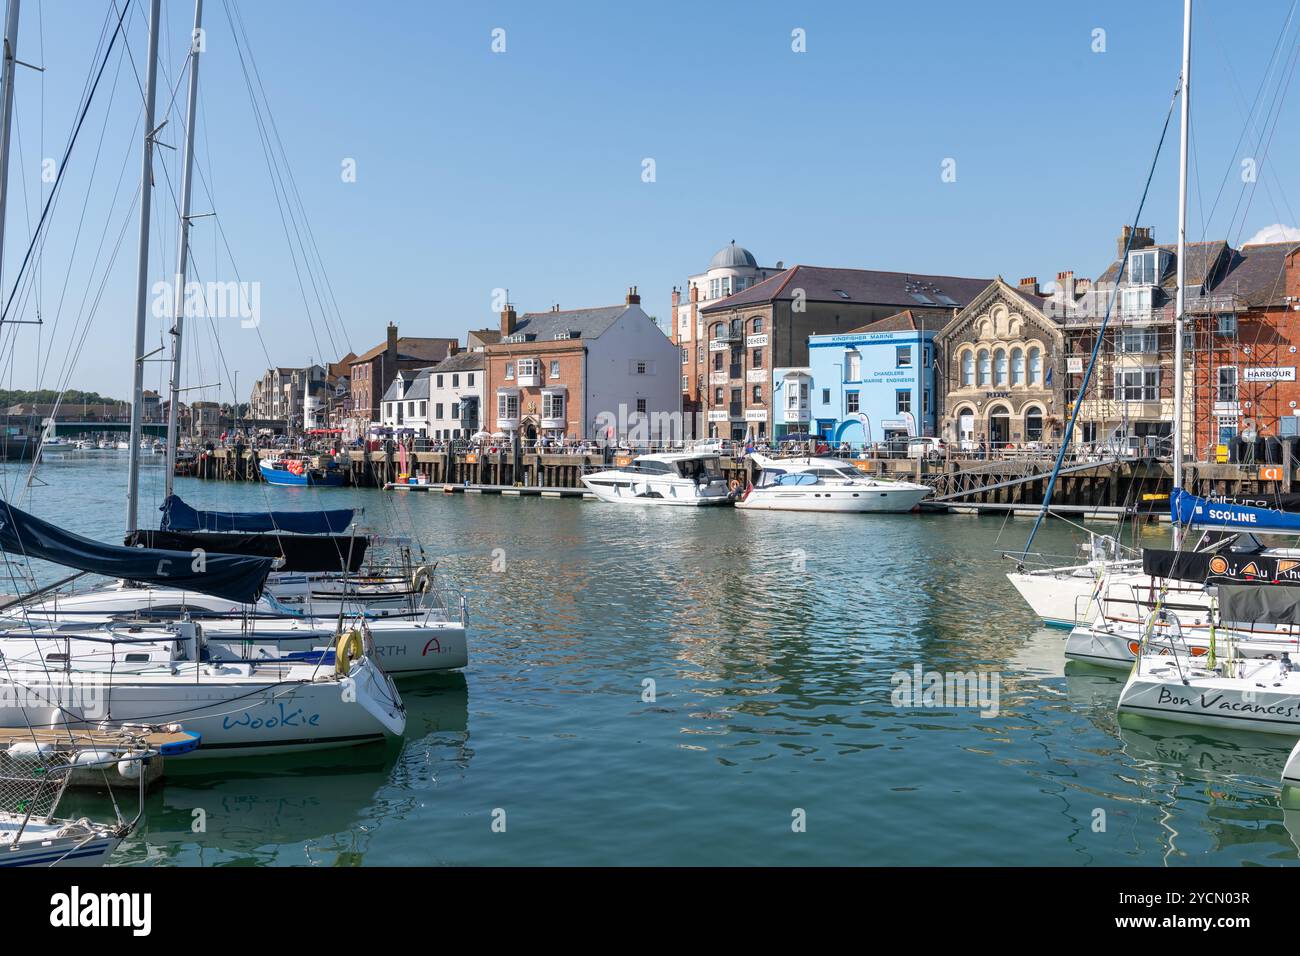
xmin=934 ymin=278 xmax=1066 ymax=449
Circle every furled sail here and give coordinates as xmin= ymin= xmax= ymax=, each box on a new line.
xmin=159 ymin=495 xmax=355 ymax=535
xmin=126 ymin=529 xmax=368 ymax=573
xmin=0 ymin=500 xmax=271 ymax=602
xmin=1170 ymin=488 xmax=1300 ymax=534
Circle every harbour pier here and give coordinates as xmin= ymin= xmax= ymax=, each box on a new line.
xmin=189 ymin=446 xmax=1295 ymax=517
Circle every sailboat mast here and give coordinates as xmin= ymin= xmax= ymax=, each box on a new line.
xmin=164 ymin=0 xmax=204 ymax=499
xmin=125 ymin=0 xmax=162 ymax=532
xmin=0 ymin=0 xmax=21 ymax=311
xmin=1172 ymin=0 xmax=1192 ymax=549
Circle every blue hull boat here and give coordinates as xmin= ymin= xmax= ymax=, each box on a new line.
xmin=258 ymin=458 xmax=345 ymax=487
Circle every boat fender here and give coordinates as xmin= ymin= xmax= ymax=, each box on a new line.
xmin=411 ymin=565 xmax=433 ymax=594
xmin=336 ymin=629 xmax=364 ymax=677
xmin=72 ymin=749 xmax=118 ymax=769
xmin=117 ymin=757 xmax=142 ymax=780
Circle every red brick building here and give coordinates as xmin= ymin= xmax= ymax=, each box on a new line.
xmin=349 ymin=323 xmax=457 ymax=428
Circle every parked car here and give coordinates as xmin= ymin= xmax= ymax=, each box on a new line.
xmin=692 ymin=438 xmax=732 ymax=455
xmin=906 ymin=437 xmax=947 ymax=460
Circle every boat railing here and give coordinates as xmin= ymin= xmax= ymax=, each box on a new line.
xmin=0 ymin=748 xmax=73 ymax=842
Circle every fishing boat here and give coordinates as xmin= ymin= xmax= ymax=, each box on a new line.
xmin=581 ymin=452 xmax=733 ymax=506
xmin=259 ymin=454 xmax=345 ymax=486
xmin=735 ymin=454 xmax=931 ymax=513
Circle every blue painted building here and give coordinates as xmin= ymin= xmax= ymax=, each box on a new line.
xmin=775 ymin=311 xmax=941 ymax=446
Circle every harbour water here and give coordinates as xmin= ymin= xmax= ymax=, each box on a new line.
xmin=10 ymin=452 xmax=1300 ymax=866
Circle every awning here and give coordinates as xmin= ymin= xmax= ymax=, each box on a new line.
xmin=0 ymin=500 xmax=271 ymax=603
xmin=159 ymin=495 xmax=356 ymax=535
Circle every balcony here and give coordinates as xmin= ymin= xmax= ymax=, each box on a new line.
xmin=516 ymin=371 xmax=542 ymax=387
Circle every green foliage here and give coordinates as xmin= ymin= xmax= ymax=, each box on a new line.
xmin=0 ymin=389 xmax=126 ymax=407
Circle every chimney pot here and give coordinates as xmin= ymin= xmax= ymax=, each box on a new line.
xmin=626 ymin=285 xmax=641 ymax=306
xmin=500 ymin=304 xmax=517 ymax=337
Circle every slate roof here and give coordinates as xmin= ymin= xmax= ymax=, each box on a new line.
xmin=352 ymin=337 xmax=456 ymax=365
xmin=700 ymin=265 xmax=991 ymax=314
xmin=504 ymin=305 xmax=629 ymax=341
xmin=847 ymin=309 xmax=949 ymax=334
xmin=1095 ymin=239 xmax=1297 ymax=308
xmin=381 ymin=368 xmax=432 ymax=403
xmin=429 ymin=350 xmax=485 ymax=374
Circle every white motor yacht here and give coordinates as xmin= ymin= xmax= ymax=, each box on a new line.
xmin=581 ymin=453 xmax=733 ymax=506
xmin=736 ymin=455 xmax=931 ymax=513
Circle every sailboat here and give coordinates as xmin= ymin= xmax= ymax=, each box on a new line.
xmin=0 ymin=0 xmax=406 ymax=757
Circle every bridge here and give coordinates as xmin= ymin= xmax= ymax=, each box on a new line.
xmin=44 ymin=420 xmax=169 ymax=436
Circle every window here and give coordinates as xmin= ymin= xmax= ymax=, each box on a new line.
xmin=896 ymin=390 xmax=911 ymax=414
xmin=1114 ymin=369 xmax=1159 ymax=401
xmin=846 ymin=391 xmax=860 ymax=413
xmin=709 ymin=278 xmax=721 ymax=300
xmin=517 ymin=358 xmax=539 ymax=377
xmin=682 ymin=347 xmax=689 ymax=364
xmin=994 ymin=349 xmax=1007 ymax=385
xmin=452 ymin=374 xmax=459 ymax=388
xmin=821 ymin=388 xmax=831 ymax=404
xmin=1128 ymin=250 xmax=1159 ymax=285
xmin=697 ymin=345 xmax=704 ymax=362
xmin=418 ymin=401 xmax=427 ymax=417
xmin=787 ymin=387 xmax=800 ymax=409
xmin=1218 ymin=366 xmax=1238 ymax=402
xmin=714 ymin=387 xmax=724 ymax=403
xmin=896 ymin=346 xmax=912 ymax=368
xmin=752 ymin=385 xmax=762 ymax=403
xmin=496 ymin=392 xmax=518 ymax=419
xmin=1010 ymin=347 xmax=1024 ymax=386
xmin=451 ymin=402 xmax=459 ymax=419
xmin=635 ymin=361 xmax=648 ymax=375
xmin=1217 ymin=314 xmax=1237 ymax=336
xmin=977 ymin=349 xmax=991 ymax=386
xmin=543 ymin=392 xmax=564 ymax=420
xmin=1025 ymin=407 xmax=1044 ymax=441
xmin=550 ymin=360 xmax=560 ymax=378
xmin=468 ymin=373 xmax=475 ymax=387
xmin=923 ymin=346 xmax=931 ymax=368
xmin=1120 ymin=327 xmax=1158 ymax=353
xmin=505 ymin=362 xmax=514 ymax=380
xmin=961 ymin=350 xmax=974 ymax=387
xmin=713 ymin=352 xmax=723 ymax=371
xmin=1028 ymin=347 xmax=1041 ymax=385
xmin=636 ymin=398 xmax=647 ymax=413
xmin=435 ymin=403 xmax=444 ymax=420
xmin=750 ymin=317 xmax=763 ymax=334
xmin=407 ymin=401 xmax=415 ymax=416
xmin=846 ymin=351 xmax=861 ymax=381
xmin=752 ymin=348 xmax=763 ymax=368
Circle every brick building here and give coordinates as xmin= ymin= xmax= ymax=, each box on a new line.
xmin=349 ymin=324 xmax=457 ymax=429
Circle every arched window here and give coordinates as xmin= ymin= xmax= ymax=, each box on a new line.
xmin=712 ymin=323 xmax=724 ymax=341
xmin=1028 ymin=346 xmax=1042 ymax=385
xmin=994 ymin=349 xmax=1008 ymax=386
xmin=977 ymin=349 xmax=991 ymax=386
xmin=751 ymin=317 xmax=763 ymax=334
xmin=1025 ymin=406 xmax=1044 ymax=442
xmin=1011 ymin=347 xmax=1024 ymax=386
xmin=961 ymin=350 xmax=974 ymax=387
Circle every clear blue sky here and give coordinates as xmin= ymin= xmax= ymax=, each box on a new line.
xmin=3 ymin=0 xmax=1299 ymax=400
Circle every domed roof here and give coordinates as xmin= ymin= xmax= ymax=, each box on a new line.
xmin=709 ymin=240 xmax=758 ymax=270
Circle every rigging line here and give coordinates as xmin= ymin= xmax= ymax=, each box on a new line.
xmin=1200 ymin=0 xmax=1299 ymax=234
xmin=1230 ymin=44 xmax=1300 ymax=247
xmin=223 ymin=0 xmax=347 ymax=361
xmin=0 ymin=0 xmax=131 ymax=327
xmin=1020 ymin=80 xmax=1181 ymax=563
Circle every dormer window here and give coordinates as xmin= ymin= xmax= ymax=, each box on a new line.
xmin=1127 ymin=249 xmax=1168 ymax=285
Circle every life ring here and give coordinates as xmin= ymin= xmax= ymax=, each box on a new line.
xmin=728 ymin=478 xmax=741 ymax=493
xmin=336 ymin=629 xmax=364 ymax=676
xmin=411 ymin=565 xmax=433 ymax=594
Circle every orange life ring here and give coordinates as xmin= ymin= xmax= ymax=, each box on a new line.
xmin=728 ymin=478 xmax=741 ymax=493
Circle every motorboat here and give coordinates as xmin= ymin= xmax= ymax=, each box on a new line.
xmin=735 ymin=454 xmax=931 ymax=513
xmin=581 ymin=453 xmax=733 ymax=506
xmin=259 ymin=454 xmax=344 ymax=487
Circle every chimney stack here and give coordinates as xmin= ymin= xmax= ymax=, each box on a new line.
xmin=386 ymin=322 xmax=398 ymax=353
xmin=1056 ymin=270 xmax=1076 ymax=299
xmin=626 ymin=285 xmax=641 ymax=306
xmin=1118 ymin=225 xmax=1155 ymax=259
xmin=1018 ymin=276 xmax=1040 ymax=296
xmin=500 ymin=304 xmax=517 ymax=337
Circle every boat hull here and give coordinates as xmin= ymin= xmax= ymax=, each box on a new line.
xmin=0 ymin=829 xmax=119 ymax=867
xmin=580 ymin=474 xmax=732 ymax=506
xmin=1117 ymin=659 xmax=1300 ymax=735
xmin=736 ymin=485 xmax=929 ymax=513
xmin=258 ymin=460 xmax=344 ymax=487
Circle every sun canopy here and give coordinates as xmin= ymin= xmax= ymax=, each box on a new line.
xmin=159 ymin=495 xmax=355 ymax=535
xmin=0 ymin=500 xmax=271 ymax=603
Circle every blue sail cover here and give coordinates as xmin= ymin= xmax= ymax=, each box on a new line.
xmin=0 ymin=500 xmax=271 ymax=603
xmin=1171 ymin=488 xmax=1300 ymax=533
xmin=159 ymin=495 xmax=355 ymax=535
